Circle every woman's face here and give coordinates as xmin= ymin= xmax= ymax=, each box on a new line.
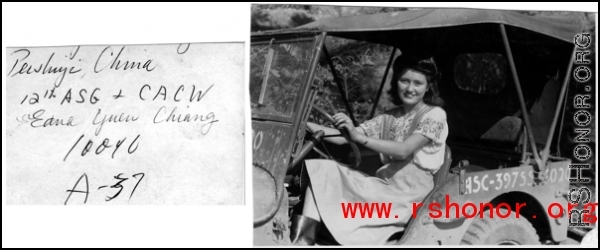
xmin=397 ymin=69 xmax=430 ymax=107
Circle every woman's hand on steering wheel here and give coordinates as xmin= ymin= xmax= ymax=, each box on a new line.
xmin=311 ymin=106 xmax=362 ymax=169
xmin=332 ymin=113 xmax=366 ymax=144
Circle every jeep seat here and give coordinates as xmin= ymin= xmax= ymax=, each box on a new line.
xmin=433 ymin=144 xmax=452 ymax=188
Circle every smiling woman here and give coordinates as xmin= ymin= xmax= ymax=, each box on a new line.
xmin=397 ymin=69 xmax=429 ymax=107
xmin=295 ymin=54 xmax=449 ymax=246
xmin=388 ymin=55 xmax=444 ymax=108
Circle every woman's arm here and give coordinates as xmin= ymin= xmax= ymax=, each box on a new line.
xmin=354 ymin=132 xmax=430 ymax=159
xmin=333 ymin=113 xmax=430 ymax=159
xmin=306 ymin=122 xmax=366 ymax=145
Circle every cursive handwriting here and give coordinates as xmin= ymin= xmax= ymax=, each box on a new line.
xmin=60 ymin=88 xmax=100 ymax=105
xmin=64 ymin=173 xmax=89 ymax=205
xmin=65 ymin=172 xmax=145 ymax=205
xmin=8 ymin=49 xmax=82 ymax=88
xmin=139 ymin=84 xmax=214 ymax=102
xmin=21 ymin=87 xmax=100 ymax=105
xmin=98 ymin=173 xmax=145 ymax=202
xmin=153 ymin=106 xmax=219 ymax=135
xmin=63 ymin=134 xmax=141 ymax=161
xmin=17 ymin=109 xmax=79 ymax=128
xmin=94 ymin=46 xmax=156 ymax=73
xmin=92 ymin=109 xmax=139 ymax=136
xmin=177 ymin=43 xmax=190 ymax=54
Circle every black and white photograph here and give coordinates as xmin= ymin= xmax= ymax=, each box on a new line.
xmin=2 ymin=2 xmax=597 ymax=248
xmin=250 ymin=4 xmax=596 ymax=246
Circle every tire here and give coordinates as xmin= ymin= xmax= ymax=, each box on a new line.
xmin=460 ymin=208 xmax=541 ymax=245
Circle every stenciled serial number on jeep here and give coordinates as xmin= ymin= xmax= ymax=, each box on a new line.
xmin=464 ymin=166 xmax=569 ymax=195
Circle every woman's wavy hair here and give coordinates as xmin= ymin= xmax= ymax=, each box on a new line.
xmin=387 ymin=53 xmax=444 ymax=107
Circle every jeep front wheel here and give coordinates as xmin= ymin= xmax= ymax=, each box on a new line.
xmin=460 ymin=208 xmax=541 ymax=245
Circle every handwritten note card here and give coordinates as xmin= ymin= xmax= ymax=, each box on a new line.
xmin=6 ymin=43 xmax=245 ymax=205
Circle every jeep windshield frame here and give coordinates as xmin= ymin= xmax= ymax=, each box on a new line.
xmin=250 ymin=34 xmax=324 ymax=123
xmin=251 ymin=32 xmax=326 ymax=227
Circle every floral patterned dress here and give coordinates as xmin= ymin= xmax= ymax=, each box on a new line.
xmin=304 ymin=105 xmax=448 ymax=245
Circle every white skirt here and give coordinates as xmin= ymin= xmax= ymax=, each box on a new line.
xmin=305 ymin=157 xmax=434 ymax=245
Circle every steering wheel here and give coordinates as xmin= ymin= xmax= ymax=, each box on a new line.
xmin=311 ymin=106 xmax=362 ymax=169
